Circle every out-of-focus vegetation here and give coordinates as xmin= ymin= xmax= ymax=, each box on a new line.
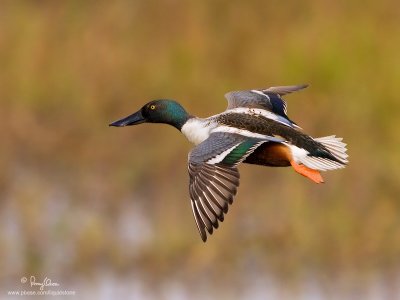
xmin=1 ymin=0 xmax=400 ymax=298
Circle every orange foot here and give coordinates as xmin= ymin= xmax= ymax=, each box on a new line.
xmin=290 ymin=160 xmax=324 ymax=184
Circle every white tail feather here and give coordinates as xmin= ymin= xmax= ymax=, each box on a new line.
xmin=300 ymin=135 xmax=348 ymax=171
xmin=314 ymin=135 xmax=348 ymax=163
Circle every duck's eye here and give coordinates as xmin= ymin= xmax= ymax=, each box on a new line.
xmin=150 ymin=105 xmax=156 ymax=110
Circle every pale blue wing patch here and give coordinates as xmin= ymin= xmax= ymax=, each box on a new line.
xmin=224 ymin=84 xmax=307 ymax=128
xmin=224 ymin=84 xmax=307 ymax=110
xmin=225 ymin=90 xmax=273 ymax=110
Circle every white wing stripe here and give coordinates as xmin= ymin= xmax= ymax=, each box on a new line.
xmin=212 ymin=126 xmax=284 ymax=142
xmin=221 ymin=107 xmax=293 ymax=127
xmin=207 ymin=144 xmax=240 ymax=164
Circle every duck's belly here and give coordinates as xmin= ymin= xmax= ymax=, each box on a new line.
xmin=244 ymin=142 xmax=292 ymax=167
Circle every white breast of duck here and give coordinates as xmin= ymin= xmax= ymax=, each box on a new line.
xmin=181 ymin=118 xmax=217 ymax=145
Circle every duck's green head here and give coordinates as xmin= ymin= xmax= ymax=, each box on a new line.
xmin=109 ymin=99 xmax=191 ymax=130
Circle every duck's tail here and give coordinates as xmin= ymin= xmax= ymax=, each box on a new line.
xmin=315 ymin=135 xmax=348 ymax=165
xmin=300 ymin=135 xmax=348 ymax=171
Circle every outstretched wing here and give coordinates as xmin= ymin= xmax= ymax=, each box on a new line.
xmin=188 ymin=132 xmax=265 ymax=242
xmin=224 ymin=84 xmax=308 ymax=127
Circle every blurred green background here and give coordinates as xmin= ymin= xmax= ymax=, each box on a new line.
xmin=1 ymin=0 xmax=400 ymax=299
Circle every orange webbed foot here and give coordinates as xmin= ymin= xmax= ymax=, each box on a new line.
xmin=290 ymin=160 xmax=324 ymax=184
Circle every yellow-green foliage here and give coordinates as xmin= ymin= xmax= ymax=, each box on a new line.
xmin=1 ymin=0 xmax=400 ymax=289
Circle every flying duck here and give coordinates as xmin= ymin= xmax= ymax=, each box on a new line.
xmin=110 ymin=84 xmax=348 ymax=242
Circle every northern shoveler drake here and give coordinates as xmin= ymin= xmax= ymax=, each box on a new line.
xmin=110 ymin=84 xmax=348 ymax=242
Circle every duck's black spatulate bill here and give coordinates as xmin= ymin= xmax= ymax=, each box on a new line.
xmin=109 ymin=110 xmax=145 ymax=127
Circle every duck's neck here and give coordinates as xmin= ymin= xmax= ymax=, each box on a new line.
xmin=163 ymin=104 xmax=192 ymax=131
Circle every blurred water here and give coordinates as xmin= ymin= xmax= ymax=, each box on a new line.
xmin=53 ymin=270 xmax=400 ymax=300
xmin=0 ymin=170 xmax=400 ymax=300
xmin=3 ymin=275 xmax=390 ymax=300
xmin=1 ymin=178 xmax=400 ymax=300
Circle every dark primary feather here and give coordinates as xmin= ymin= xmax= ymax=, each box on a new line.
xmin=188 ymin=163 xmax=239 ymax=242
